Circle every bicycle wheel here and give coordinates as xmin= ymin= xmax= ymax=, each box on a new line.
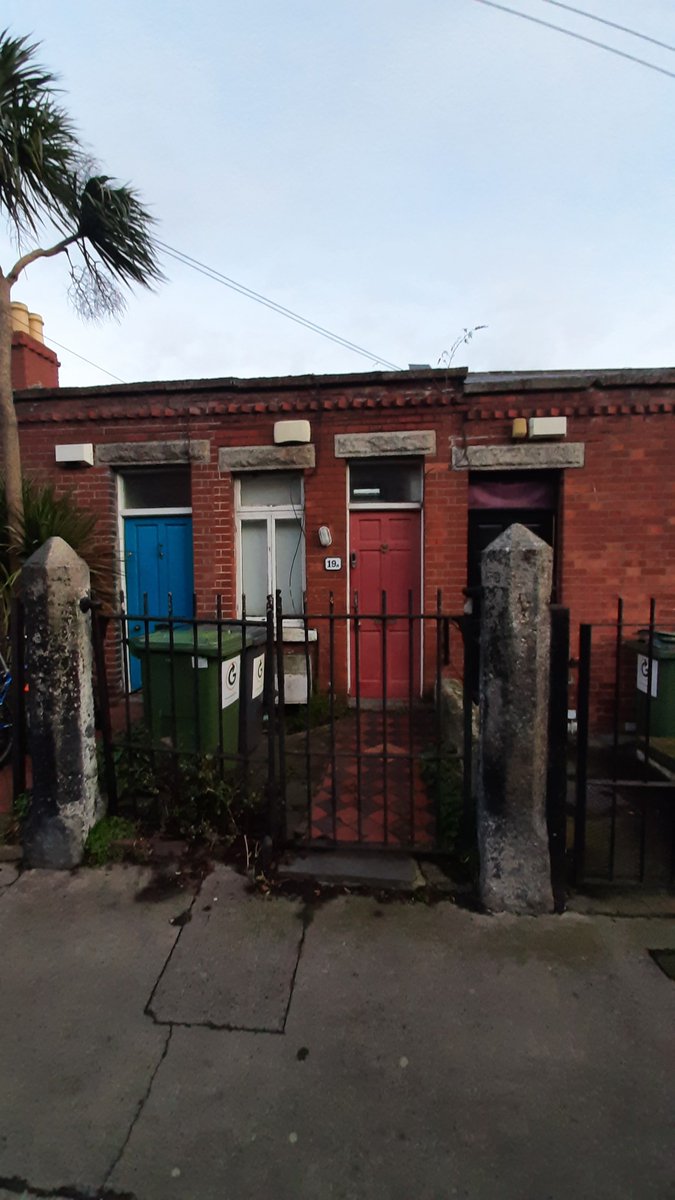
xmin=0 ymin=700 xmax=12 ymax=767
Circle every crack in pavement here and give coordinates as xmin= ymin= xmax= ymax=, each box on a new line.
xmin=0 ymin=866 xmax=22 ymax=894
xmin=100 ymin=897 xmax=313 ymax=1182
xmin=0 ymin=880 xmax=314 ymax=1197
xmin=142 ymin=891 xmax=199 ymax=1023
xmin=102 ymin=1027 xmax=173 ymax=1192
xmin=0 ymin=1173 xmax=135 ymax=1199
xmin=142 ymin=873 xmax=313 ymax=1035
xmin=280 ymin=901 xmax=312 ymax=1033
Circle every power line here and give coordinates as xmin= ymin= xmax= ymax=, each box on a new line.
xmin=538 ymin=1 xmax=675 ymax=55
xmin=473 ymin=0 xmax=675 ymax=80
xmin=159 ymin=241 xmax=403 ymax=371
xmin=43 ymin=336 xmax=126 ymax=384
xmin=157 ymin=240 xmax=403 ymax=372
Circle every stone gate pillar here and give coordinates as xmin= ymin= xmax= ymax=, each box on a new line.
xmin=477 ymin=523 xmax=554 ymax=914
xmin=21 ymin=537 xmax=101 ymax=868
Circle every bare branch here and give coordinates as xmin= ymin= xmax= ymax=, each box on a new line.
xmin=6 ymin=233 xmax=78 ymax=284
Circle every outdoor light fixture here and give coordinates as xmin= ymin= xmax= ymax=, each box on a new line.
xmin=54 ymin=443 xmax=94 ymax=466
xmin=318 ymin=526 xmax=332 ymax=547
xmin=274 ymin=419 xmax=311 ymax=445
xmin=529 ymin=416 xmax=567 ymax=439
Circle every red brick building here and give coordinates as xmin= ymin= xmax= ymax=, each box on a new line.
xmin=11 ymin=318 xmax=675 ymax=705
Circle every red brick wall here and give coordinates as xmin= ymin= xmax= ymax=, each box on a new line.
xmin=13 ymin=373 xmax=675 ymax=714
xmin=459 ymin=397 xmax=675 ymax=729
xmin=11 ymin=332 xmax=59 ymax=390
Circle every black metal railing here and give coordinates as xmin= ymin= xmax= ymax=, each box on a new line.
xmin=90 ymin=588 xmax=477 ymax=857
xmin=572 ymin=598 xmax=675 ymax=888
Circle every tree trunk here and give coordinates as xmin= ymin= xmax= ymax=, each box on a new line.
xmin=0 ymin=275 xmax=23 ymax=575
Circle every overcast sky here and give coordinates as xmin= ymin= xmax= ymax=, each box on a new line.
xmin=3 ymin=0 xmax=675 ymax=387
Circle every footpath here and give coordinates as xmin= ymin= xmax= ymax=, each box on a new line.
xmin=0 ymin=861 xmax=673 ymax=1200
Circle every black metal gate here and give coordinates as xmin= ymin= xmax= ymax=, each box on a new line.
xmin=571 ymin=600 xmax=675 ymax=888
xmin=93 ymin=589 xmax=476 ymax=857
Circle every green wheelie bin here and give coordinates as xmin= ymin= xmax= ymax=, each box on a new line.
xmin=130 ymin=627 xmax=245 ymax=758
xmin=627 ymin=631 xmax=675 ymax=739
xmin=219 ymin=623 xmax=268 ymax=754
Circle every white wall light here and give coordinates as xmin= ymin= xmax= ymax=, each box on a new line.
xmin=55 ymin=443 xmax=94 ymax=466
xmin=274 ymin=420 xmax=311 ymax=445
xmin=528 ymin=417 xmax=567 ymax=440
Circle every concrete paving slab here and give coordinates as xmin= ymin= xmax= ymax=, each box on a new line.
xmin=278 ymin=849 xmax=425 ymax=889
xmin=111 ymin=897 xmax=675 ymax=1200
xmin=0 ymin=866 xmax=180 ymax=1193
xmin=0 ymin=861 xmax=19 ymax=888
xmin=567 ymin=887 xmax=675 ymax=917
xmin=148 ymin=865 xmax=304 ymax=1031
xmin=0 ymin=844 xmax=22 ymax=863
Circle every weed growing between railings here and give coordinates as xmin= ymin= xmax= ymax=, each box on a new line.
xmin=84 ymin=815 xmax=140 ymax=866
xmin=0 ymin=789 xmax=31 ymax=844
xmin=284 ymin=690 xmax=350 ymax=734
xmin=420 ymin=741 xmax=477 ymax=880
xmin=420 ymin=742 xmax=463 ymax=849
xmin=99 ymin=726 xmax=266 ymax=847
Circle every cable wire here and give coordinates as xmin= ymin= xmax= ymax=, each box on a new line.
xmin=43 ymin=335 xmax=126 ymax=383
xmin=473 ymin=0 xmax=675 ymax=80
xmin=538 ymin=1 xmax=675 ymax=55
xmin=157 ymin=240 xmax=403 ymax=372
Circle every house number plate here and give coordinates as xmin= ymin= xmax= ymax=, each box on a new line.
xmin=324 ymin=556 xmax=342 ymax=571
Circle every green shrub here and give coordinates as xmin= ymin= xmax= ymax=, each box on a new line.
xmin=102 ymin=728 xmax=265 ymax=846
xmin=0 ymin=477 xmax=112 ymax=652
xmin=285 ymin=690 xmax=349 ymax=734
xmin=420 ymin=743 xmax=464 ymax=849
xmin=84 ymin=816 xmax=139 ymax=866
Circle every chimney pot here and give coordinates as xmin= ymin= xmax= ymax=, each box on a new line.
xmin=10 ymin=302 xmax=31 ymax=336
xmin=28 ymin=312 xmax=45 ymax=343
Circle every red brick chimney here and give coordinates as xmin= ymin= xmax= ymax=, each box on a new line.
xmin=11 ymin=303 xmax=59 ymax=389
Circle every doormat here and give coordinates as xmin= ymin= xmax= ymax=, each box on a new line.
xmin=649 ymin=949 xmax=675 ymax=980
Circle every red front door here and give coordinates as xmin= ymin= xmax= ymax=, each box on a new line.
xmin=350 ymin=510 xmax=421 ymax=700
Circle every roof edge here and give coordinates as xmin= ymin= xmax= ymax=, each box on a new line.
xmin=14 ymin=365 xmax=467 ymax=403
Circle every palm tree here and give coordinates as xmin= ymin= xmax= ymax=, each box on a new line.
xmin=0 ymin=29 xmax=162 ymax=569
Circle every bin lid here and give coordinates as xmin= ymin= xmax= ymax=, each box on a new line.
xmin=626 ymin=631 xmax=675 ymax=660
xmin=130 ymin=626 xmax=243 ymax=658
xmin=220 ymin=622 xmax=267 ymax=646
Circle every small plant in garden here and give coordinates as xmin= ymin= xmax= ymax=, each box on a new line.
xmin=420 ymin=743 xmax=464 ymax=849
xmin=0 ymin=477 xmax=112 ymax=650
xmin=1 ymin=788 xmax=31 ymax=842
xmin=103 ymin=729 xmax=266 ymax=847
xmin=99 ymin=724 xmax=158 ymax=805
xmin=285 ymin=690 xmax=349 ymax=734
xmin=84 ymin=815 xmax=139 ymax=866
xmin=157 ymin=753 xmax=265 ymax=846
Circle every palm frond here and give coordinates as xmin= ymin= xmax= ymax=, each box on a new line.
xmin=76 ymin=175 xmax=164 ymax=290
xmin=0 ymin=476 xmax=115 ymax=604
xmin=0 ymin=29 xmax=82 ymax=236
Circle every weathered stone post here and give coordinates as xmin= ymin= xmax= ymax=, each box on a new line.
xmin=22 ymin=537 xmax=101 ymax=868
xmin=477 ymin=524 xmax=553 ymax=914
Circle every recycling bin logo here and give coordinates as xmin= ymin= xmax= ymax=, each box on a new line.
xmin=252 ymin=653 xmax=265 ymax=699
xmin=636 ymin=653 xmax=658 ymax=698
xmin=221 ymin=657 xmax=240 ymax=708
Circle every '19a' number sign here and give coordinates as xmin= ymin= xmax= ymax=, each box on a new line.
xmin=324 ymin=556 xmax=342 ymax=571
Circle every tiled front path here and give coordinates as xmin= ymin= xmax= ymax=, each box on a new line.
xmin=307 ymin=709 xmax=437 ymax=848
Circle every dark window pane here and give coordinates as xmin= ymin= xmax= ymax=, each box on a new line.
xmin=122 ymin=469 xmax=191 ymax=509
xmin=349 ymin=460 xmax=422 ymax=503
xmin=240 ymin=472 xmax=303 ymax=507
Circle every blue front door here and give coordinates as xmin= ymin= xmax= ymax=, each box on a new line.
xmin=124 ymin=516 xmax=194 ymax=690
